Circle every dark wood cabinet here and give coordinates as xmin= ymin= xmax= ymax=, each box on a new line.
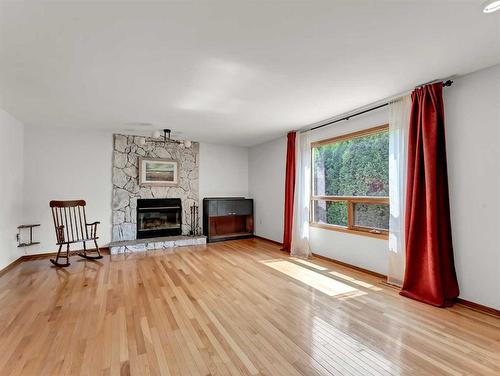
xmin=203 ymin=197 xmax=254 ymax=243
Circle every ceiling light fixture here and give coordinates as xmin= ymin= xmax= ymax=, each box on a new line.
xmin=482 ymin=0 xmax=500 ymax=13
xmin=145 ymin=128 xmax=192 ymax=148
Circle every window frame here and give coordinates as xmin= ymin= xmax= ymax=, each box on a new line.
xmin=310 ymin=124 xmax=389 ymax=240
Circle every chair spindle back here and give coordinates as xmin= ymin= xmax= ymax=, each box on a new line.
xmin=50 ymin=200 xmax=88 ymax=244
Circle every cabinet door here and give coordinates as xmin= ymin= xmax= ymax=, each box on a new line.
xmin=208 ymin=200 xmax=218 ymax=216
xmin=217 ymin=200 xmax=234 ymax=216
xmin=233 ymin=200 xmax=252 ymax=215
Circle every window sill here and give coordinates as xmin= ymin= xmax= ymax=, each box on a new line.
xmin=309 ymin=222 xmax=389 ymax=240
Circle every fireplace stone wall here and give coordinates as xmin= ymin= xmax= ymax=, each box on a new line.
xmin=111 ymin=134 xmax=199 ymax=241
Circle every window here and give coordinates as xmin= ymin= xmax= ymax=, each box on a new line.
xmin=310 ymin=125 xmax=389 ymax=239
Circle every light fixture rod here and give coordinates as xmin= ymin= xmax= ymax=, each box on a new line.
xmin=145 ymin=128 xmax=190 ymax=147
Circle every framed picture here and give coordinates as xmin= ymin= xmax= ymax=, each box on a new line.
xmin=138 ymin=157 xmax=178 ymax=186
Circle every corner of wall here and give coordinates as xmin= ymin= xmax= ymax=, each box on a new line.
xmin=0 ymin=109 xmax=25 ymax=270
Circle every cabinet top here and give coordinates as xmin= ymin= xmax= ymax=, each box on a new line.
xmin=203 ymin=197 xmax=252 ymax=201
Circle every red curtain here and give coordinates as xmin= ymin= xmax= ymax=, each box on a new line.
xmin=400 ymin=83 xmax=459 ymax=307
xmin=282 ymin=132 xmax=296 ymax=252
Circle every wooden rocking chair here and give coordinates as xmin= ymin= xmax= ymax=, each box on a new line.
xmin=49 ymin=200 xmax=103 ymax=267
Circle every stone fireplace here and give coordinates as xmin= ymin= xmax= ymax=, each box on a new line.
xmin=136 ymin=198 xmax=182 ymax=238
xmin=111 ymin=134 xmax=199 ymax=242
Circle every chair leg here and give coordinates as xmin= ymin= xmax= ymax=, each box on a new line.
xmin=54 ymin=244 xmax=62 ymax=263
xmin=50 ymin=244 xmax=70 ymax=267
xmin=94 ymin=239 xmax=102 ymax=258
xmin=78 ymin=239 xmax=103 ymax=260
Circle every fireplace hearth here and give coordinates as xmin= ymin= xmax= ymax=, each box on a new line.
xmin=136 ymin=198 xmax=182 ymax=239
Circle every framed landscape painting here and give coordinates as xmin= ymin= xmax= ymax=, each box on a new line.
xmin=138 ymin=157 xmax=178 ymax=186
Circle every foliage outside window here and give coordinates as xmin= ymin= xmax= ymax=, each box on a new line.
xmin=311 ymin=125 xmax=389 ymax=238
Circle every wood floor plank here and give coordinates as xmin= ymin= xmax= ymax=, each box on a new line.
xmin=0 ymin=238 xmax=499 ymax=375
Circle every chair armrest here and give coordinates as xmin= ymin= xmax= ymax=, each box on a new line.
xmin=85 ymin=222 xmax=100 ymax=238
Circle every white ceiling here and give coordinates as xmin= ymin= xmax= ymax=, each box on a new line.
xmin=0 ymin=1 xmax=499 ymax=146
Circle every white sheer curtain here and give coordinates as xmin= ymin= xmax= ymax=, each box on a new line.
xmin=388 ymin=95 xmax=411 ymax=286
xmin=291 ymin=131 xmax=312 ymax=258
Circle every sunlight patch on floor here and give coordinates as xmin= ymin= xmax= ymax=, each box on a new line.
xmin=262 ymin=260 xmax=359 ymax=297
xmin=290 ymin=257 xmax=328 ymax=271
xmin=329 ymin=271 xmax=383 ymax=291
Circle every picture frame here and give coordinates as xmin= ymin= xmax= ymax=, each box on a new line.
xmin=138 ymin=157 xmax=179 ymax=186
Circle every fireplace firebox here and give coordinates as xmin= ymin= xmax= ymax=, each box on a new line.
xmin=136 ymin=198 xmax=182 ymax=239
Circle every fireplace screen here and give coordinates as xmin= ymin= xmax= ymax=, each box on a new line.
xmin=138 ymin=211 xmax=180 ymax=232
xmin=136 ymin=198 xmax=182 ymax=239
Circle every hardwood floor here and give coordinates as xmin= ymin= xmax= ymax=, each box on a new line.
xmin=0 ymin=238 xmax=499 ymax=376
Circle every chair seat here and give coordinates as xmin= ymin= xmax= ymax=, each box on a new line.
xmin=56 ymin=237 xmax=99 ymax=245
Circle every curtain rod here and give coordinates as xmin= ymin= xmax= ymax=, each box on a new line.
xmin=302 ymin=79 xmax=454 ymax=133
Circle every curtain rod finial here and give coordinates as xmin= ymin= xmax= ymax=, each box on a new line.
xmin=442 ymin=80 xmax=453 ymax=87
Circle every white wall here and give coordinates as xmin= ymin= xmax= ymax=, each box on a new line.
xmin=199 ymin=143 xmax=250 ymax=224
xmin=445 ymin=63 xmax=500 ymax=309
xmin=199 ymin=143 xmax=249 ymax=199
xmin=23 ymin=127 xmax=114 ymax=254
xmin=249 ymin=137 xmax=286 ymax=243
xmin=0 ymin=109 xmax=24 ymax=269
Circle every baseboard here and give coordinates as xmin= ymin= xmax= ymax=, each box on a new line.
xmin=311 ymin=253 xmax=500 ymax=317
xmin=311 ymin=252 xmax=387 ymax=279
xmin=20 ymin=247 xmax=110 ymax=261
xmin=0 ymin=247 xmax=111 ymax=276
xmin=0 ymin=257 xmax=25 ymax=278
xmin=456 ymin=298 xmax=500 ymax=318
xmin=253 ymin=235 xmax=283 ymax=247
